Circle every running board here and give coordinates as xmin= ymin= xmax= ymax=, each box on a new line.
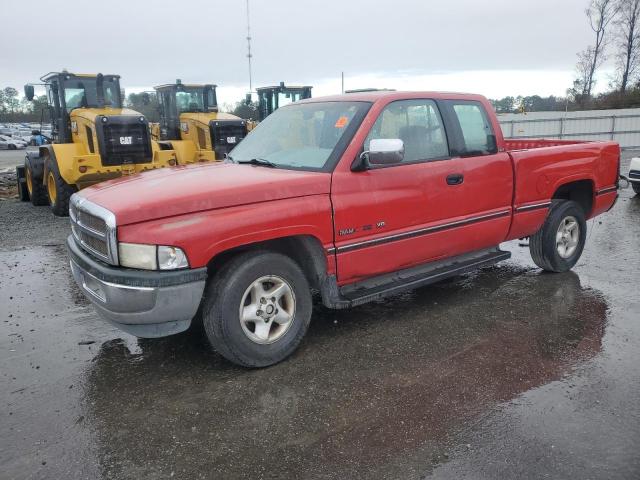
xmin=331 ymin=247 xmax=511 ymax=308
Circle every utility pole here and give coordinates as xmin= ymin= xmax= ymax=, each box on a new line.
xmin=246 ymin=0 xmax=253 ymax=93
xmin=341 ymin=72 xmax=344 ymax=94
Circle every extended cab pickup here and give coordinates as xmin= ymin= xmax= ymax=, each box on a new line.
xmin=67 ymin=91 xmax=621 ymax=367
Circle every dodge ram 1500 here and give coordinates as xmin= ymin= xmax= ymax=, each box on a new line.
xmin=67 ymin=91 xmax=621 ymax=367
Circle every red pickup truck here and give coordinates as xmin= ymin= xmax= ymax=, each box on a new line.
xmin=67 ymin=91 xmax=621 ymax=367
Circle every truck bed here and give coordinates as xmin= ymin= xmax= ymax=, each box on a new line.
xmin=503 ymin=137 xmax=620 ymax=240
xmin=504 ymin=138 xmax=588 ymax=151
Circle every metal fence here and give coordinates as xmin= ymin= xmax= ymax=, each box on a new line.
xmin=498 ymin=108 xmax=640 ymax=149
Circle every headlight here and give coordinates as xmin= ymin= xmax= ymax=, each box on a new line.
xmin=118 ymin=243 xmax=189 ymax=270
xmin=118 ymin=243 xmax=157 ymax=270
xmin=158 ymin=246 xmax=189 ymax=270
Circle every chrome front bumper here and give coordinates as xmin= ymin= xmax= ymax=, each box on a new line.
xmin=67 ymin=235 xmax=207 ymax=338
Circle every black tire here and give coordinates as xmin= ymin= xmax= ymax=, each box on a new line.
xmin=46 ymin=157 xmax=76 ymax=217
xmin=202 ymin=251 xmax=312 ymax=367
xmin=529 ymin=200 xmax=587 ymax=273
xmin=25 ymin=158 xmax=48 ymax=206
xmin=16 ymin=166 xmax=29 ymax=201
xmin=633 ymin=182 xmax=640 ymax=195
xmin=8 ymin=144 xmax=16 ymax=150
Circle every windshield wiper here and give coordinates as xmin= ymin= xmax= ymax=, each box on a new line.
xmin=237 ymin=158 xmax=278 ymax=168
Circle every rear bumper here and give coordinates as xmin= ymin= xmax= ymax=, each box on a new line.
xmin=67 ymin=235 xmax=206 ymax=338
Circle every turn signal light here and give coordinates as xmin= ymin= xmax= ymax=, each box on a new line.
xmin=168 ymin=159 xmax=176 ymax=166
xmin=79 ymin=166 xmax=88 ymax=173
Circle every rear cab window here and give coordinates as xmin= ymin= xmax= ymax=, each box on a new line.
xmin=440 ymin=100 xmax=498 ymax=156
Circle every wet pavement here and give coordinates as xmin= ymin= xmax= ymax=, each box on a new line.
xmin=1 ymin=159 xmax=639 ymax=479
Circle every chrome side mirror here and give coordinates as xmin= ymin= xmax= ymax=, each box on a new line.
xmin=361 ymin=138 xmax=404 ymax=167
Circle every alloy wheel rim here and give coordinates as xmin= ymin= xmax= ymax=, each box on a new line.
xmin=239 ymin=275 xmax=296 ymax=344
xmin=556 ymin=215 xmax=579 ymax=258
xmin=47 ymin=172 xmax=56 ymax=205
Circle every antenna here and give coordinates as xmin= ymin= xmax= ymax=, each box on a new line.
xmin=246 ymin=0 xmax=253 ymax=93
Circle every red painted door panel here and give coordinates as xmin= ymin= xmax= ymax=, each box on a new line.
xmin=330 ymin=98 xmax=514 ymax=286
xmin=331 ymin=153 xmax=513 ymax=285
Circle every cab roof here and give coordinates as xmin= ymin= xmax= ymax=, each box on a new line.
xmin=256 ymin=85 xmax=312 ymax=91
xmin=40 ymin=72 xmax=120 ymax=82
xmin=298 ymin=90 xmax=489 ymax=104
xmin=154 ymin=83 xmax=217 ymax=90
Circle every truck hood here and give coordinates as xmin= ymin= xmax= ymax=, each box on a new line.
xmin=78 ymin=162 xmax=331 ymax=225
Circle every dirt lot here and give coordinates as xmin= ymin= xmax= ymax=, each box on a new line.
xmin=0 ymin=148 xmax=36 ymax=200
xmin=1 ymin=155 xmax=639 ymax=479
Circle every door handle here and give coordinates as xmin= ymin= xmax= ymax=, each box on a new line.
xmin=446 ymin=173 xmax=464 ymax=185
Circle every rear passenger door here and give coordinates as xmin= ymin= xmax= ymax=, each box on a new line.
xmin=434 ymin=99 xmax=513 ymax=249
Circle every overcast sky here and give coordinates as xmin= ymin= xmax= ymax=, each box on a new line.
xmin=0 ymin=0 xmax=615 ymax=105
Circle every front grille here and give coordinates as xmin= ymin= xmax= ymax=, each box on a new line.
xmin=76 ymin=209 xmax=106 ymax=233
xmin=629 ymin=170 xmax=640 ymax=179
xmin=210 ymin=120 xmax=248 ymax=159
xmin=96 ymin=116 xmax=152 ymax=167
xmin=70 ymin=195 xmax=118 ymax=265
xmin=72 ymin=224 xmax=109 ymax=257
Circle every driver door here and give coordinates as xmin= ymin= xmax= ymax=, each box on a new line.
xmin=331 ymin=98 xmax=463 ymax=284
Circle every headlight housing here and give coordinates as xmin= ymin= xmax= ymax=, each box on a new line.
xmin=118 ymin=243 xmax=189 ymax=270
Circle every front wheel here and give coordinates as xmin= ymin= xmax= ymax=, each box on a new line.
xmin=25 ymin=158 xmax=48 ymax=206
xmin=46 ymin=157 xmax=76 ymax=216
xmin=529 ymin=200 xmax=587 ymax=273
xmin=202 ymin=251 xmax=312 ymax=367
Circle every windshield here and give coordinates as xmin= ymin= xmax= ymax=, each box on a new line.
xmin=62 ymin=77 xmax=121 ymax=111
xmin=176 ymin=88 xmax=205 ymax=113
xmin=229 ymin=101 xmax=369 ymax=171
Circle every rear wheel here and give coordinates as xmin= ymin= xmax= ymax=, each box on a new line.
xmin=202 ymin=251 xmax=312 ymax=367
xmin=46 ymin=158 xmax=76 ymax=216
xmin=633 ymin=182 xmax=640 ymax=195
xmin=529 ymin=200 xmax=587 ymax=273
xmin=25 ymin=158 xmax=48 ymax=206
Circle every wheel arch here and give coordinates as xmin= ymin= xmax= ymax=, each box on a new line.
xmin=206 ymin=234 xmax=330 ymax=292
xmin=551 ymin=179 xmax=595 ymax=217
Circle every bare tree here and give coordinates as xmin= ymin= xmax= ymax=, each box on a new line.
xmin=577 ymin=0 xmax=619 ymax=97
xmin=615 ymin=0 xmax=640 ymax=92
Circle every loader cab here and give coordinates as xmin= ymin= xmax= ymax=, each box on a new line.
xmin=256 ymin=82 xmax=312 ymax=122
xmin=30 ymin=72 xmax=123 ymax=143
xmin=155 ymin=82 xmax=218 ymax=141
xmin=155 ymin=81 xmax=247 ymax=159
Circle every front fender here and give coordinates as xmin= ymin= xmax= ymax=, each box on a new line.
xmin=116 ymin=195 xmax=335 ymax=269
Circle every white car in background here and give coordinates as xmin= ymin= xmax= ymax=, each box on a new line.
xmin=0 ymin=135 xmax=27 ymax=150
xmin=630 ymin=157 xmax=640 ymax=195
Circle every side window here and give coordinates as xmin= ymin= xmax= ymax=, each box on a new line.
xmin=447 ymin=101 xmax=497 ymax=155
xmin=365 ymin=99 xmax=449 ymax=163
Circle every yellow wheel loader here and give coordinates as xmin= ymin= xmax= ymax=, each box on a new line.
xmin=154 ymin=81 xmax=248 ymax=162
xmin=19 ymin=72 xmax=178 ymax=216
xmin=256 ymin=82 xmax=312 ymax=121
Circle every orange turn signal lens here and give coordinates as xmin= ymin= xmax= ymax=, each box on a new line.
xmin=168 ymin=159 xmax=176 ymax=166
xmin=79 ymin=166 xmax=88 ymax=173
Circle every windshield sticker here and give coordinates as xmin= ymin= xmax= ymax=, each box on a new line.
xmin=335 ymin=116 xmax=349 ymax=128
